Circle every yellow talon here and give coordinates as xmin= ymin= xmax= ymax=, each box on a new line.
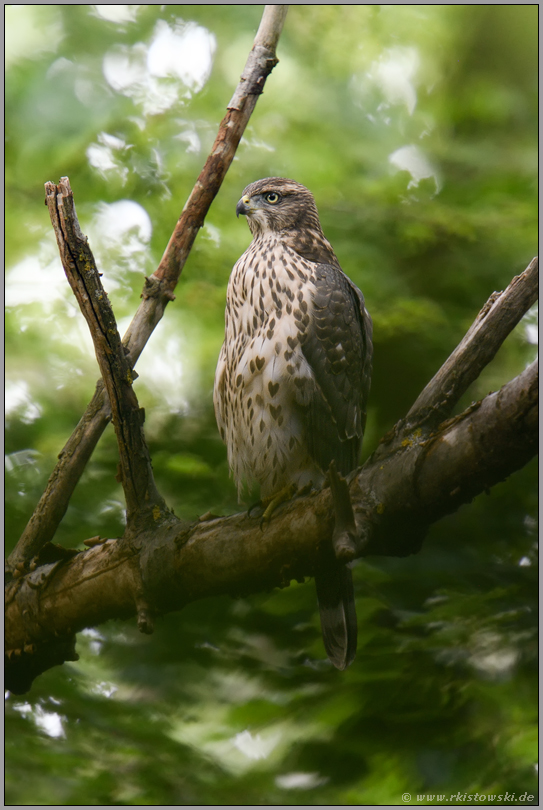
xmin=259 ymin=483 xmax=298 ymax=529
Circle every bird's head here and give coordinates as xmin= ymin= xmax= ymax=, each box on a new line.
xmin=236 ymin=177 xmax=323 ymax=238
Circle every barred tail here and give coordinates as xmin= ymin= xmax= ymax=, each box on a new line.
xmin=315 ymin=564 xmax=357 ymax=670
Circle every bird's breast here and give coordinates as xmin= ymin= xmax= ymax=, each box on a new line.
xmin=227 ymin=236 xmax=316 ymax=337
xmin=219 ymin=237 xmax=323 ymax=496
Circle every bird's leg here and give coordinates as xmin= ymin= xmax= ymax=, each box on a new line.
xmin=259 ymin=483 xmax=299 ymax=529
xmin=328 ymin=461 xmax=358 ymax=562
xmin=246 ymin=488 xmax=294 ymax=521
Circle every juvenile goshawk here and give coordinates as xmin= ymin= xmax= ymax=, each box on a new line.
xmin=214 ymin=178 xmax=373 ymax=669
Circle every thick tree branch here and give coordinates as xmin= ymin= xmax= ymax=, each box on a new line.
xmin=350 ymin=359 xmax=538 ymax=557
xmin=5 ymin=357 xmax=537 ymax=692
xmin=8 ymin=5 xmax=288 ymax=571
xmin=415 ymin=359 xmax=537 ymax=518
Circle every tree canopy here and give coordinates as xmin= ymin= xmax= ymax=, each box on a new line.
xmin=5 ymin=5 xmax=538 ymax=806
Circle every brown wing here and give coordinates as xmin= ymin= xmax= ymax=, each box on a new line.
xmin=299 ymin=263 xmax=372 ymax=668
xmin=301 ymin=263 xmax=373 ymax=476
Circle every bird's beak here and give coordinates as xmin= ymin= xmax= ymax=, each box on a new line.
xmin=236 ymin=195 xmax=251 ymax=218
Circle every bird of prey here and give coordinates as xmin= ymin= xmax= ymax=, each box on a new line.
xmin=214 ymin=177 xmax=373 ymax=669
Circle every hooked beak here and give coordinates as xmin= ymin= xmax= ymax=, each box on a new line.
xmin=236 ymin=194 xmax=251 ymax=218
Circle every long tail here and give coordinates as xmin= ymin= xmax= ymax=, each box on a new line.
xmin=315 ymin=564 xmax=357 ymax=669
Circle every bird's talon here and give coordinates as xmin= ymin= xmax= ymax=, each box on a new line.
xmin=258 ymin=483 xmax=298 ymax=527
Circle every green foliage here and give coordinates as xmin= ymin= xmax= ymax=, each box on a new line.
xmin=5 ymin=5 xmax=537 ymax=805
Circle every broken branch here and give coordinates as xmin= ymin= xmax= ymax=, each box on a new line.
xmin=405 ymin=256 xmax=538 ymax=430
xmin=44 ymin=178 xmax=170 ymax=531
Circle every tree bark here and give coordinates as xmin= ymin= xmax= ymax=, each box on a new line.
xmin=405 ymin=257 xmax=538 ymax=430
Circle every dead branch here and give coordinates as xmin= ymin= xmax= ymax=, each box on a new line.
xmin=44 ymin=178 xmax=170 ymax=531
xmin=8 ymin=5 xmax=288 ymax=572
xmin=5 ymin=5 xmax=536 ymax=697
xmin=9 ymin=381 xmax=111 ymax=570
xmin=351 ymin=359 xmax=538 ymax=557
xmin=373 ymin=258 xmax=538 ymax=465
xmin=405 ymin=257 xmax=538 ymax=429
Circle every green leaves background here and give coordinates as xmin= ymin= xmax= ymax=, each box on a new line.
xmin=6 ymin=5 xmax=537 ymax=805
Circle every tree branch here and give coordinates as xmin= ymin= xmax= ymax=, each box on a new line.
xmin=8 ymin=5 xmax=288 ymax=571
xmin=405 ymin=257 xmax=538 ymax=430
xmin=369 ymin=257 xmax=538 ymax=471
xmin=5 ymin=354 xmax=537 ymax=692
xmin=44 ymin=178 xmax=171 ymax=532
xmin=414 ymin=360 xmax=537 ymax=520
xmin=351 ymin=359 xmax=538 ymax=558
xmin=8 ymin=381 xmax=111 ymax=573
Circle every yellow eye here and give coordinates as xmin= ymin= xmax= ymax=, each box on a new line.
xmin=265 ymin=192 xmax=280 ymax=204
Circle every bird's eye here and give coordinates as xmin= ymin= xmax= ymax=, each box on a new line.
xmin=265 ymin=192 xmax=280 ymax=204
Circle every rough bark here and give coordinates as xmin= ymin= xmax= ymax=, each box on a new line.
xmin=8 ymin=381 xmax=111 ymax=570
xmin=405 ymin=256 xmax=538 ymax=430
xmin=351 ymin=359 xmax=538 ymax=557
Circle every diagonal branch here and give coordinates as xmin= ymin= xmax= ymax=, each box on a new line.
xmin=123 ymin=4 xmax=289 ymax=360
xmin=7 ymin=381 xmax=111 ymax=573
xmin=44 ymin=178 xmax=171 ymax=531
xmin=372 ymin=257 xmax=538 ymax=465
xmin=351 ymin=359 xmax=538 ymax=557
xmin=8 ymin=5 xmax=288 ymax=571
xmin=405 ymin=257 xmax=538 ymax=430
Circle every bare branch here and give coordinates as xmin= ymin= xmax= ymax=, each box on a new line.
xmin=6 ymin=359 xmax=537 ymax=692
xmin=415 ymin=359 xmax=537 ymax=518
xmin=405 ymin=257 xmax=538 ymax=429
xmin=10 ymin=383 xmax=111 ymax=570
xmin=9 ymin=5 xmax=288 ymax=570
xmin=45 ymin=178 xmax=170 ymax=530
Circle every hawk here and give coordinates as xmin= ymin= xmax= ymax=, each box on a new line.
xmin=214 ymin=178 xmax=373 ymax=669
